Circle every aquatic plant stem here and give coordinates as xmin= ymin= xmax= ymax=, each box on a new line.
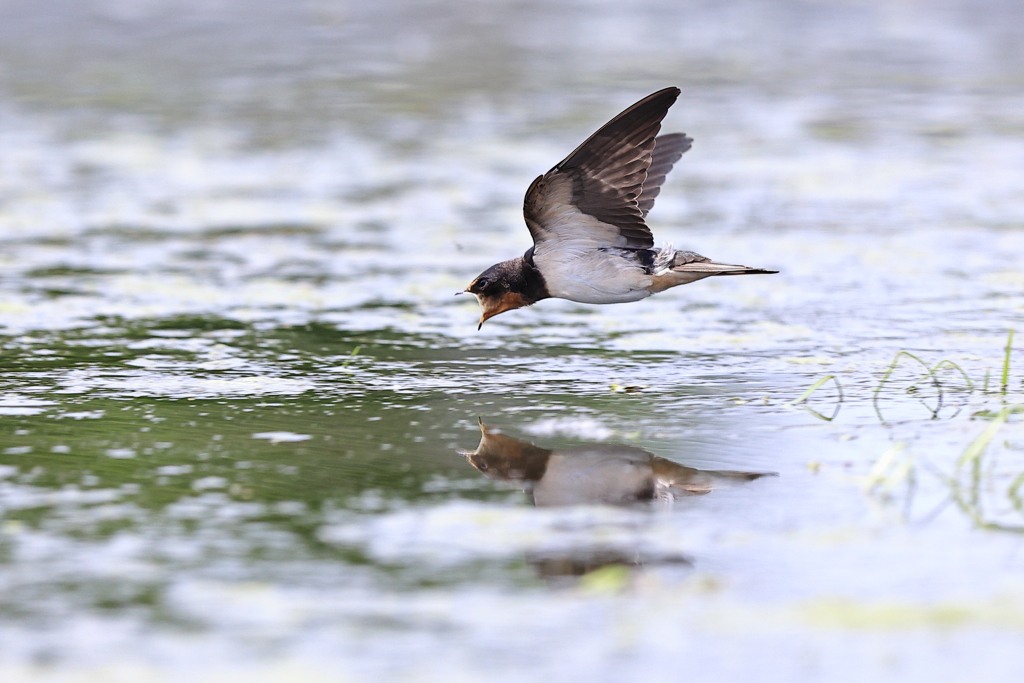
xmin=785 ymin=375 xmax=843 ymax=421
xmin=1002 ymin=329 xmax=1014 ymax=396
xmin=872 ymin=351 xmax=973 ymax=423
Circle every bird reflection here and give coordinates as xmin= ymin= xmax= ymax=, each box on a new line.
xmin=464 ymin=419 xmax=774 ymax=507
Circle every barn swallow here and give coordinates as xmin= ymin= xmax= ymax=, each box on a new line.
xmin=463 ymin=419 xmax=774 ymax=507
xmin=465 ymin=87 xmax=778 ymax=328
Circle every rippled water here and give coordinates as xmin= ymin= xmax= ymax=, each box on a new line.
xmin=2 ymin=1 xmax=1024 ymax=680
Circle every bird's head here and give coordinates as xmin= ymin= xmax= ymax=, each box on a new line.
xmin=463 ymin=259 xmax=530 ymax=329
xmin=462 ymin=419 xmax=551 ymax=482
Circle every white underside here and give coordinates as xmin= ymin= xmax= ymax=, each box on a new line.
xmin=529 ymin=199 xmax=662 ymax=303
xmin=534 ymin=244 xmax=654 ymax=304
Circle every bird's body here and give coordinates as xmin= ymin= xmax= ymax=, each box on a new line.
xmin=466 ymin=87 xmax=777 ymax=327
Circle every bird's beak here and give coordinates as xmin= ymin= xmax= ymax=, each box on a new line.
xmin=478 ymin=307 xmax=499 ymax=330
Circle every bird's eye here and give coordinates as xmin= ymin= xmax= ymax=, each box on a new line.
xmin=476 ymin=278 xmax=489 ymax=289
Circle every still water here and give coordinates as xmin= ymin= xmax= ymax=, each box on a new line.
xmin=1 ymin=0 xmax=1024 ymax=680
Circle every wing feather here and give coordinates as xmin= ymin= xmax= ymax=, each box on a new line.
xmin=638 ymin=133 xmax=692 ymax=218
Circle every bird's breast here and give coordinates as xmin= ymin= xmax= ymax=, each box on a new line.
xmin=533 ymin=245 xmax=653 ymax=304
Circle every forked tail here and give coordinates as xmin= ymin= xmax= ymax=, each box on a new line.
xmin=650 ymin=249 xmax=778 ymax=292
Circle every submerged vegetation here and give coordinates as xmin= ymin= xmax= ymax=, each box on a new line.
xmin=793 ymin=329 xmax=1024 ymax=532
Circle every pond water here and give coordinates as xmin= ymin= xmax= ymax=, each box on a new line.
xmin=1 ymin=0 xmax=1024 ymax=680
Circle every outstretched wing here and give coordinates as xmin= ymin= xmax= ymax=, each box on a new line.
xmin=524 ymin=87 xmax=682 ymax=252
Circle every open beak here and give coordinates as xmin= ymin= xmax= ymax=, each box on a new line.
xmin=475 ymin=293 xmax=525 ymax=330
xmin=478 ymin=306 xmax=499 ymax=330
xmin=475 ymin=295 xmax=496 ymax=330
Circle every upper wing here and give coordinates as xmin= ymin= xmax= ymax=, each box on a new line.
xmin=637 ymin=133 xmax=692 ymax=218
xmin=524 ymin=87 xmax=682 ymax=251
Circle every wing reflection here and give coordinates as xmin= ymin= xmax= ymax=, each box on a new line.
xmin=464 ymin=419 xmax=774 ymax=507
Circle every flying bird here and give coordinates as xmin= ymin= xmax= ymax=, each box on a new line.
xmin=464 ymin=87 xmax=777 ymax=328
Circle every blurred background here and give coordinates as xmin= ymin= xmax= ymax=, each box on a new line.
xmin=1 ymin=1 xmax=1024 ymax=681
